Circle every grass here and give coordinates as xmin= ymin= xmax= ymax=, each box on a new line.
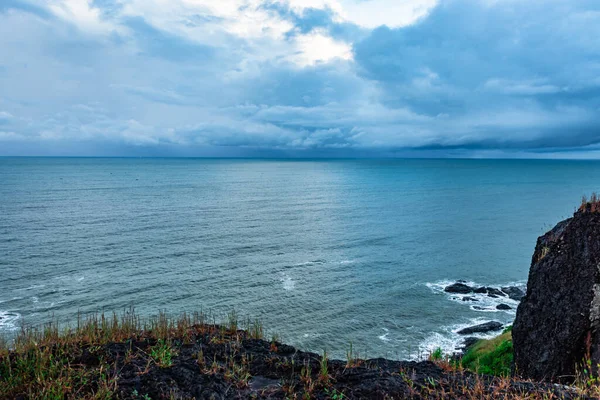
xmin=579 ymin=192 xmax=600 ymax=213
xmin=461 ymin=331 xmax=513 ymax=377
xmin=429 ymin=347 xmax=444 ymax=362
xmin=0 ymin=309 xmax=260 ymax=399
xmin=149 ymin=339 xmax=176 ymax=367
xmin=0 ymin=310 xmax=591 ymax=399
xmin=319 ymin=349 xmax=329 ymax=383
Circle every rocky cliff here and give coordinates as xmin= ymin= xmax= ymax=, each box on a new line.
xmin=513 ymin=203 xmax=600 ymax=381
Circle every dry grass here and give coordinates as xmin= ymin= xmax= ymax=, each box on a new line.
xmin=0 ymin=309 xmax=262 ymax=399
xmin=579 ymin=193 xmax=600 ymax=213
xmin=0 ymin=309 xmax=594 ymax=399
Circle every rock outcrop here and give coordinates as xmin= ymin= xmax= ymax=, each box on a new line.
xmin=502 ymin=286 xmax=525 ymax=301
xmin=513 ymin=206 xmax=600 ymax=381
xmin=444 ymin=283 xmax=473 ymax=294
xmin=457 ymin=321 xmax=503 ymax=335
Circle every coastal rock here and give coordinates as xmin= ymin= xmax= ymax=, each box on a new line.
xmin=487 ymin=287 xmax=506 ymax=297
xmin=457 ymin=321 xmax=503 ymax=335
xmin=513 ymin=208 xmax=600 ymax=381
xmin=496 ymin=304 xmax=512 ymax=310
xmin=462 ymin=297 xmax=478 ymax=302
xmin=463 ymin=337 xmax=480 ymax=351
xmin=444 ymin=283 xmax=473 ymax=294
xmin=502 ymin=286 xmax=525 ymax=301
xmin=474 ymin=286 xmax=506 ymax=297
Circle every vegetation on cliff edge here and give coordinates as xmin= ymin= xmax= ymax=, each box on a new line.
xmin=0 ymin=310 xmax=590 ymax=399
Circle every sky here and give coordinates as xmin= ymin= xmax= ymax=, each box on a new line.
xmin=0 ymin=0 xmax=599 ymax=158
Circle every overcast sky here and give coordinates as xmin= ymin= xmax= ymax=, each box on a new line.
xmin=0 ymin=0 xmax=599 ymax=157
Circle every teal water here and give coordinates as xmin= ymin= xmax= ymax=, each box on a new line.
xmin=0 ymin=158 xmax=597 ymax=358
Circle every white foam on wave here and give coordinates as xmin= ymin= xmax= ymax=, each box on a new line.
xmin=303 ymin=332 xmax=321 ymax=339
xmin=294 ymin=260 xmax=325 ymax=267
xmin=280 ymin=275 xmax=295 ymax=291
xmin=414 ymin=317 xmax=506 ymax=360
xmin=0 ymin=310 xmax=21 ymax=331
xmin=425 ymin=279 xmax=525 ymax=315
xmin=18 ymin=284 xmax=46 ymax=291
xmin=378 ymin=328 xmax=391 ymax=343
xmin=415 ymin=332 xmax=460 ymax=359
xmin=416 ymin=279 xmax=526 ymax=360
xmin=339 ymin=260 xmax=356 ymax=265
xmin=426 ymin=280 xmax=477 ymax=293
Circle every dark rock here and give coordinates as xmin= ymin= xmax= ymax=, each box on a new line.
xmin=487 ymin=287 xmax=507 ymax=297
xmin=474 ymin=286 xmax=507 ymax=297
xmin=512 ymin=212 xmax=600 ymax=381
xmin=513 ymin=210 xmax=600 ymax=382
xmin=472 ymin=306 xmax=488 ymax=311
xmin=496 ymin=304 xmax=512 ymax=310
xmin=462 ymin=297 xmax=478 ymax=302
xmin=463 ymin=337 xmax=480 ymax=351
xmin=444 ymin=283 xmax=473 ymax=294
xmin=457 ymin=321 xmax=503 ymax=335
xmin=249 ymin=376 xmax=280 ymax=391
xmin=502 ymin=286 xmax=525 ymax=301
xmin=2 ymin=320 xmax=585 ymax=399
xmin=487 ymin=294 xmax=499 ymax=298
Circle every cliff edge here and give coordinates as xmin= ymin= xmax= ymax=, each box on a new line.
xmin=513 ymin=200 xmax=600 ymax=381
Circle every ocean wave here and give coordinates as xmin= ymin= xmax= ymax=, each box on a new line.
xmin=280 ymin=274 xmax=295 ymax=291
xmin=294 ymin=260 xmax=326 ymax=267
xmin=16 ymin=284 xmax=46 ymax=291
xmin=414 ymin=317 xmax=507 ymax=360
xmin=425 ymin=279 xmax=525 ymax=313
xmin=0 ymin=310 xmax=21 ymax=331
xmin=378 ymin=328 xmax=391 ymax=343
xmin=416 ymin=279 xmax=525 ymax=360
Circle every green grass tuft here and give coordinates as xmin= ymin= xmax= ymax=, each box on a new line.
xmin=461 ymin=331 xmax=513 ymax=377
xmin=429 ymin=347 xmax=444 ymax=361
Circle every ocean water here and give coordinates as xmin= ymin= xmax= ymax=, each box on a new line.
xmin=1 ymin=158 xmax=598 ymax=359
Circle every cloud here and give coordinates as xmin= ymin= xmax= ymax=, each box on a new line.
xmin=0 ymin=0 xmax=599 ymax=157
xmin=0 ymin=111 xmax=13 ymax=123
xmin=291 ymin=29 xmax=353 ymax=66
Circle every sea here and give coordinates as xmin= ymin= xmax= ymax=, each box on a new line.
xmin=0 ymin=158 xmax=597 ymax=359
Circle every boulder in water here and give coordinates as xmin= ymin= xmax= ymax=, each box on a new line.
xmin=474 ymin=286 xmax=506 ymax=297
xmin=496 ymin=304 xmax=512 ymax=310
xmin=444 ymin=283 xmax=473 ymax=294
xmin=457 ymin=321 xmax=503 ymax=335
xmin=462 ymin=297 xmax=478 ymax=302
xmin=487 ymin=287 xmax=506 ymax=297
xmin=501 ymin=286 xmax=525 ymax=301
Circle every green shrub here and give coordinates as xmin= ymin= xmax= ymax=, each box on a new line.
xmin=429 ymin=347 xmax=444 ymax=361
xmin=150 ymin=339 xmax=176 ymax=368
xmin=462 ymin=332 xmax=513 ymax=376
